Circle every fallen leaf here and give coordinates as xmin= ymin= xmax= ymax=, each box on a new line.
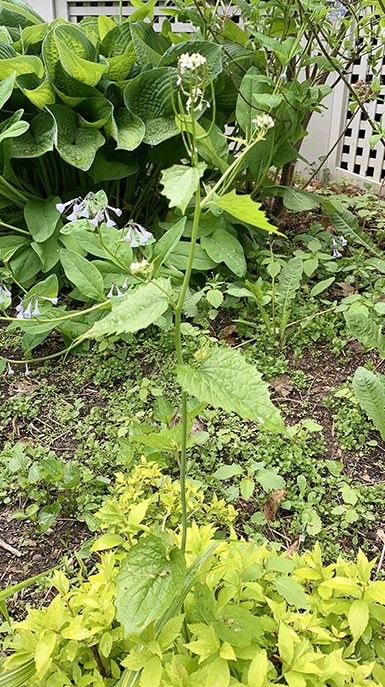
xmin=219 ymin=324 xmax=237 ymax=346
xmin=285 ymin=539 xmax=299 ymax=557
xmin=12 ymin=380 xmax=38 ymax=395
xmin=263 ymin=489 xmax=287 ymax=521
xmin=269 ymin=375 xmax=294 ymax=398
xmin=336 ymin=282 xmax=356 ymax=297
xmin=377 ymin=529 xmax=385 ymax=545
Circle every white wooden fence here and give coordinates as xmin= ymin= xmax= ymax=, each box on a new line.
xmin=25 ymin=0 xmax=385 ymax=186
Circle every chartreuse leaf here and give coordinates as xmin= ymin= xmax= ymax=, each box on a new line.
xmin=16 ymin=72 xmax=55 ymax=109
xmin=129 ymin=21 xmax=169 ymax=66
xmin=60 ymin=249 xmax=105 ymax=301
xmin=160 ymin=164 xmax=206 ymax=214
xmin=104 ymin=107 xmax=145 ymax=151
xmin=248 ymin=649 xmax=268 ymax=687
xmin=0 ymin=72 xmax=15 ymax=108
xmin=0 ymin=54 xmax=44 ymax=80
xmin=348 ymin=599 xmax=369 ymax=640
xmin=352 ymin=367 xmax=385 ymax=440
xmin=278 ymin=622 xmax=295 ymax=663
xmin=53 ymin=24 xmax=108 ymax=86
xmin=177 ymin=346 xmax=284 ymax=431
xmin=24 ymin=196 xmax=60 ymax=242
xmin=201 ymin=229 xmax=246 ymax=277
xmin=274 ymin=577 xmax=309 ymax=610
xmin=114 ymin=534 xmax=186 ymax=636
xmin=86 ymin=278 xmax=173 ymax=338
xmin=211 ymin=190 xmax=281 ymax=234
xmin=100 ymin=22 xmax=136 ymax=80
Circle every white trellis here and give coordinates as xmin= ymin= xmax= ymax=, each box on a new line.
xmin=25 ymin=0 xmax=385 ymax=186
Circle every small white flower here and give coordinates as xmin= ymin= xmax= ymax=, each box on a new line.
xmin=7 ymin=363 xmax=14 ymax=375
xmin=252 ymin=114 xmax=275 ymax=135
xmin=124 ymin=222 xmax=152 ymax=248
xmin=130 ymin=259 xmax=149 ymax=274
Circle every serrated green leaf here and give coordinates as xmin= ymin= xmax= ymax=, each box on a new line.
xmin=177 ymin=346 xmax=284 ymax=431
xmin=274 ymin=576 xmax=309 ymax=609
xmin=160 ymin=163 xmax=206 ymax=214
xmin=87 ymin=278 xmax=172 ymax=337
xmin=211 ymin=190 xmax=281 ymax=233
xmin=201 ymin=229 xmax=246 ymax=277
xmin=114 ymin=534 xmax=186 ymax=636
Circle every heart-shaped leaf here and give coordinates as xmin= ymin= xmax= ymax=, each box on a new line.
xmin=46 ymin=104 xmax=104 ymax=170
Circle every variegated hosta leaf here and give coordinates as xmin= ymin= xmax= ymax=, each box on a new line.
xmin=45 ymin=104 xmax=104 ymax=170
xmin=104 ymin=107 xmax=145 ymax=151
xmin=16 ymin=72 xmax=55 ymax=109
xmin=12 ymin=112 xmax=55 ymax=158
xmin=130 ymin=21 xmax=170 ymax=66
xmin=123 ymin=67 xmax=179 ymax=145
xmin=159 ymin=40 xmax=222 ymax=81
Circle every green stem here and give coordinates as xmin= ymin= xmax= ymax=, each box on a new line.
xmin=0 ymin=301 xmax=108 ymax=325
xmin=174 ymin=185 xmax=202 ymax=553
xmin=0 ymin=221 xmax=29 ymax=235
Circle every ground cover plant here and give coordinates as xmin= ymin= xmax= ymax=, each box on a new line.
xmin=1 ymin=0 xmax=385 ymax=684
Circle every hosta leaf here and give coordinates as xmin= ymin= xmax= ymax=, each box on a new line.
xmin=87 ymin=147 xmax=138 ymax=183
xmin=86 ymin=278 xmax=173 ymax=337
xmin=60 ymin=249 xmax=105 ymax=301
xmin=53 ymin=24 xmax=107 ymax=86
xmin=123 ymin=67 xmax=179 ymax=145
xmin=201 ymin=229 xmax=246 ymax=277
xmin=0 ymin=72 xmax=15 ymax=109
xmin=352 ymin=367 xmax=385 ymax=440
xmin=12 ymin=112 xmax=55 ymax=158
xmin=0 ymin=53 xmax=44 ymax=80
xmin=344 ymin=312 xmax=385 ymax=358
xmin=160 ymin=163 xmax=206 ymax=214
xmin=75 ymin=97 xmax=113 ymax=128
xmin=130 ymin=21 xmax=169 ymax=66
xmin=177 ymin=346 xmax=284 ymax=431
xmin=114 ymin=534 xmax=186 ymax=636
xmin=16 ymin=72 xmax=55 ymax=108
xmin=104 ymin=108 xmax=145 ymax=151
xmin=0 ymin=0 xmax=43 ymax=27
xmin=46 ymin=104 xmax=104 ymax=170
xmin=0 ymin=118 xmax=28 ymax=144
xmin=100 ymin=23 xmax=136 ymax=80
xmin=211 ymin=190 xmax=281 ymax=233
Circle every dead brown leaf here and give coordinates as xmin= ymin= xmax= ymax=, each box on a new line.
xmin=285 ymin=539 xmax=300 ymax=557
xmin=11 ymin=380 xmax=38 ymax=395
xmin=263 ymin=489 xmax=287 ymax=521
xmin=219 ymin=324 xmax=237 ymax=346
xmin=377 ymin=529 xmax=385 ymax=545
xmin=336 ymin=282 xmax=356 ymax=297
xmin=269 ymin=375 xmax=294 ymax=398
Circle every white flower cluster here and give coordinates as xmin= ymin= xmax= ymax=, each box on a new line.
xmin=252 ymin=114 xmax=275 ymax=136
xmin=177 ymin=53 xmax=207 ymax=82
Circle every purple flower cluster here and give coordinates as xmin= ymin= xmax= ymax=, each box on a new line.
xmin=123 ymin=221 xmax=153 ymax=248
xmin=15 ymin=296 xmax=58 ymax=319
xmin=326 ymin=0 xmax=347 ymax=21
xmin=56 ymin=193 xmax=122 ymax=228
xmin=332 ymin=235 xmax=348 ymax=258
xmin=0 ymin=283 xmax=11 ymax=304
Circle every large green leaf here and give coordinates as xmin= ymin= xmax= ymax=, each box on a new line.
xmin=123 ymin=67 xmax=179 ymax=145
xmin=87 ymin=147 xmax=139 ymax=184
xmin=168 ymin=242 xmax=218 ymax=271
xmin=9 ymin=244 xmax=42 ymax=283
xmin=16 ymin=72 xmax=55 ymax=108
xmin=104 ymin=108 xmax=145 ymax=151
xmin=345 ymin=312 xmax=385 ymax=358
xmin=100 ymin=23 xmax=136 ymax=80
xmin=211 ymin=190 xmax=281 ymax=234
xmin=60 ymin=249 xmax=105 ymax=301
xmin=53 ymin=24 xmax=107 ymax=86
xmin=114 ymin=534 xmax=186 ymax=636
xmin=86 ymin=278 xmax=173 ymax=337
xmin=75 ymin=97 xmax=113 ymax=129
xmin=24 ymin=196 xmax=60 ymax=242
xmin=0 ymin=0 xmax=44 ymax=27
xmin=160 ymin=163 xmax=206 ymax=214
xmin=46 ymin=104 xmax=104 ymax=170
xmin=201 ymin=229 xmax=246 ymax=277
xmin=352 ymin=367 xmax=385 ymax=440
xmin=261 ymin=186 xmax=320 ymax=212
xmin=12 ymin=112 xmax=55 ymax=158
xmin=130 ymin=21 xmax=169 ymax=66
xmin=177 ymin=346 xmax=284 ymax=431
xmin=324 ymin=198 xmax=381 ymax=257
xmin=0 ymin=53 xmax=44 ymax=80
xmin=0 ymin=71 xmax=15 ymax=109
